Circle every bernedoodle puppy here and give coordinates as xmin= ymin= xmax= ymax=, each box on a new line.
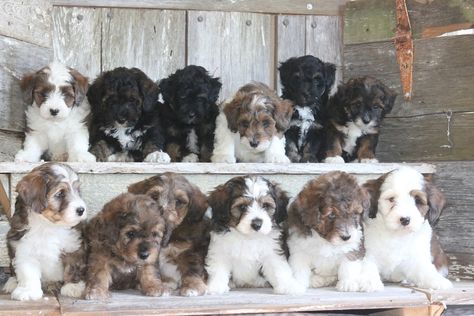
xmin=206 ymin=176 xmax=304 ymax=295
xmin=15 ymin=62 xmax=96 ymax=162
xmin=211 ymin=82 xmax=293 ymax=163
xmin=286 ymin=172 xmax=383 ymax=292
xmin=87 ymin=67 xmax=170 ymax=162
xmin=158 ymin=65 xmax=222 ymax=162
xmin=128 ymin=173 xmax=210 ymax=296
xmin=363 ymin=166 xmax=452 ymax=289
xmin=320 ymin=76 xmax=396 ymax=163
xmin=3 ymin=163 xmax=87 ymax=300
xmin=279 ymin=55 xmax=336 ymax=162
xmin=84 ymin=193 xmax=167 ymax=300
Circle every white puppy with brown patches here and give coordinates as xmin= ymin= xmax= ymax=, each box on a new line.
xmin=363 ymin=167 xmax=452 ymax=290
xmin=206 ymin=176 xmax=304 ymax=295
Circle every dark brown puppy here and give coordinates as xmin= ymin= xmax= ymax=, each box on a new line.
xmin=128 ymin=172 xmax=210 ymax=296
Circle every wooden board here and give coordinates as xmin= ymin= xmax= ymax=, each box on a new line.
xmin=0 ymin=294 xmax=59 ymax=316
xmin=187 ymin=11 xmax=274 ymax=100
xmin=101 ymin=8 xmax=186 ymax=81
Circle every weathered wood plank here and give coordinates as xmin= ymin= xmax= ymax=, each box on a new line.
xmin=413 ymin=281 xmax=474 ymax=305
xmin=187 ymin=11 xmax=274 ymax=100
xmin=52 ymin=7 xmax=101 ymax=79
xmin=101 ymin=8 xmax=186 ymax=81
xmin=0 ymin=131 xmax=22 ymax=162
xmin=52 ymin=0 xmax=347 ymax=15
xmin=0 ymin=221 xmax=8 ymax=267
xmin=0 ymin=0 xmax=52 ymax=48
xmin=0 ymin=36 xmax=52 ymax=132
xmin=0 ymin=294 xmax=60 ymax=316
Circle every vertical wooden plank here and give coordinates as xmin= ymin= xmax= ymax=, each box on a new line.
xmin=102 ymin=8 xmax=186 ymax=81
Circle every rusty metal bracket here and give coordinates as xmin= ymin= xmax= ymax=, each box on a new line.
xmin=394 ymin=0 xmax=413 ymax=101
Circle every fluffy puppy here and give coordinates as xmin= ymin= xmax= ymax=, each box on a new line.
xmin=279 ymin=55 xmax=336 ymax=162
xmin=211 ymin=82 xmax=293 ymax=163
xmin=159 ymin=65 xmax=222 ymax=162
xmin=128 ymin=173 xmax=210 ymax=296
xmin=206 ymin=176 xmax=304 ymax=294
xmin=3 ymin=163 xmax=87 ymax=300
xmin=363 ymin=167 xmax=452 ymax=289
xmin=287 ymin=172 xmax=383 ymax=292
xmin=87 ymin=67 xmax=170 ymax=162
xmin=84 ymin=193 xmax=167 ymax=300
xmin=15 ymin=62 xmax=96 ymax=162
xmin=320 ymin=76 xmax=396 ymax=163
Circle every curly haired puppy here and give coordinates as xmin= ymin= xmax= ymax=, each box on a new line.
xmin=211 ymin=82 xmax=293 ymax=163
xmin=286 ymin=171 xmax=383 ymax=292
xmin=128 ymin=173 xmax=210 ymax=296
xmin=363 ymin=167 xmax=452 ymax=289
xmin=206 ymin=176 xmax=304 ymax=295
xmin=159 ymin=65 xmax=222 ymax=162
xmin=84 ymin=193 xmax=167 ymax=300
xmin=87 ymin=67 xmax=170 ymax=162
xmin=320 ymin=76 xmax=396 ymax=163
xmin=3 ymin=163 xmax=87 ymax=300
xmin=279 ymin=55 xmax=336 ymax=162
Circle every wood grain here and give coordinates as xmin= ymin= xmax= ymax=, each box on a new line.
xmin=0 ymin=294 xmax=59 ymax=316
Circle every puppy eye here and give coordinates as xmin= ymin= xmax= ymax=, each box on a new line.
xmin=262 ymin=120 xmax=271 ymax=128
xmin=55 ymin=190 xmax=65 ymax=199
xmin=152 ymin=232 xmax=161 ymax=238
xmin=126 ymin=231 xmax=136 ymax=239
xmin=175 ymin=199 xmax=186 ymax=207
xmin=414 ymin=196 xmax=424 ymax=205
xmin=387 ymin=196 xmax=395 ymax=203
xmin=240 ymin=121 xmax=249 ymax=128
xmin=239 ymin=204 xmax=247 ymax=211
xmin=328 ymin=213 xmax=336 ymax=220
xmin=262 ymin=203 xmax=272 ymax=210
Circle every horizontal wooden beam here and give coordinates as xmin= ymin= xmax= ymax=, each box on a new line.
xmin=52 ymin=0 xmax=347 ymax=15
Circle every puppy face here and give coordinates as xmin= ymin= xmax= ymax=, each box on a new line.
xmin=20 ymin=62 xmax=88 ymax=120
xmin=87 ymin=67 xmax=158 ymax=128
xmin=279 ymin=55 xmax=336 ymax=107
xmin=16 ymin=162 xmax=87 ymax=227
xmin=364 ymin=167 xmax=446 ymax=232
xmin=208 ymin=176 xmax=289 ymax=236
xmin=288 ymin=172 xmax=369 ymax=245
xmin=224 ymin=82 xmax=293 ymax=152
xmin=159 ymin=65 xmax=221 ymax=125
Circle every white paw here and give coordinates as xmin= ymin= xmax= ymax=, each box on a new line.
xmin=211 ymin=154 xmax=236 ymax=163
xmin=69 ymin=152 xmax=96 ymax=162
xmin=359 ymin=158 xmax=379 ymax=163
xmin=419 ymin=276 xmax=453 ymax=290
xmin=273 ymin=280 xmax=306 ymax=295
xmin=323 ymin=156 xmax=345 ymax=164
xmin=310 ymin=274 xmax=336 ymax=288
xmin=206 ymin=280 xmax=230 ymax=295
xmin=14 ymin=150 xmax=40 ymax=163
xmin=265 ymin=155 xmax=291 ymax=163
xmin=182 ymin=153 xmax=199 ymax=163
xmin=3 ymin=277 xmax=18 ymax=293
xmin=60 ymin=281 xmax=85 ymax=298
xmin=11 ymin=286 xmax=43 ymax=301
xmin=144 ymin=151 xmax=171 ymax=163
xmin=336 ymin=278 xmax=361 ymax=292
xmin=107 ymin=152 xmax=134 ymax=162
xmin=359 ymin=277 xmax=384 ymax=292
xmin=181 ymin=289 xmax=199 ymax=297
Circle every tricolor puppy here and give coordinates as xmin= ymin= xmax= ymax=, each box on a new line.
xmin=320 ymin=76 xmax=396 ymax=163
xmin=128 ymin=173 xmax=210 ymax=296
xmin=287 ymin=172 xmax=383 ymax=292
xmin=211 ymin=82 xmax=293 ymax=163
xmin=15 ymin=62 xmax=95 ymax=162
xmin=84 ymin=193 xmax=167 ymax=300
xmin=3 ymin=163 xmax=87 ymax=300
xmin=363 ymin=167 xmax=452 ymax=289
xmin=206 ymin=176 xmax=304 ymax=295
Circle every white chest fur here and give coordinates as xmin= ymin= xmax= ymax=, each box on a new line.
xmin=336 ymin=119 xmax=377 ymax=154
xmin=291 ymin=106 xmax=316 ymax=148
xmin=103 ymin=126 xmax=145 ymax=151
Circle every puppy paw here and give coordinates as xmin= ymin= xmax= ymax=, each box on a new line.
xmin=84 ymin=287 xmax=111 ymax=300
xmin=144 ymin=151 xmax=171 ymax=163
xmin=265 ymin=155 xmax=291 ymax=163
xmin=3 ymin=277 xmax=18 ymax=293
xmin=359 ymin=158 xmax=379 ymax=163
xmin=273 ymin=280 xmax=306 ymax=295
xmin=323 ymin=156 xmax=345 ymax=164
xmin=14 ymin=150 xmax=40 ymax=163
xmin=60 ymin=281 xmax=85 ymax=298
xmin=107 ymin=152 xmax=134 ymax=162
xmin=11 ymin=286 xmax=43 ymax=301
xmin=142 ymin=283 xmax=167 ymax=297
xmin=69 ymin=152 xmax=96 ymax=163
xmin=206 ymin=280 xmax=230 ymax=295
xmin=419 ymin=276 xmax=453 ymax=290
xmin=180 ymin=278 xmax=207 ymax=296
xmin=211 ymin=154 xmax=236 ymax=163
xmin=336 ymin=278 xmax=361 ymax=292
xmin=359 ymin=277 xmax=384 ymax=292
xmin=311 ymin=274 xmax=337 ymax=288
xmin=182 ymin=153 xmax=199 ymax=163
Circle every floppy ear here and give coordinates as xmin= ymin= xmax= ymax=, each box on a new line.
xmin=223 ymin=96 xmax=242 ymax=133
xmin=382 ymin=84 xmax=397 ymax=115
xmin=132 ymin=68 xmax=159 ymax=113
xmin=16 ymin=170 xmax=49 ymax=214
xmin=278 ymin=57 xmax=295 ymax=85
xmin=287 ymin=197 xmax=312 ymax=237
xmin=20 ymin=73 xmax=37 ymax=105
xmin=158 ymin=77 xmax=173 ymax=105
xmin=363 ymin=177 xmax=384 ymax=219
xmin=208 ymin=184 xmax=232 ymax=232
xmin=87 ymin=76 xmax=105 ymax=111
xmin=185 ymin=185 xmax=209 ymax=223
xmin=360 ymin=187 xmax=371 ymax=215
xmin=273 ymin=99 xmax=293 ymax=132
xmin=267 ymin=181 xmax=289 ymax=225
xmin=69 ymin=68 xmax=89 ymax=107
xmin=209 ymin=77 xmax=222 ymax=104
xmin=424 ymin=176 xmax=446 ymax=226
xmin=324 ymin=62 xmax=337 ymax=91
xmin=128 ymin=176 xmax=161 ymax=194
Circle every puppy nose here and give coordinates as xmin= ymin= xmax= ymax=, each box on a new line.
xmin=400 ymin=217 xmax=411 ymax=226
xmin=188 ymin=112 xmax=196 ymax=119
xmin=50 ymin=109 xmax=59 ymax=116
xmin=117 ymin=117 xmax=126 ymax=124
xmin=249 ymin=139 xmax=259 ymax=148
xmin=340 ymin=235 xmax=351 ymax=241
xmin=362 ymin=113 xmax=371 ymax=124
xmin=251 ymin=218 xmax=263 ymax=231
xmin=76 ymin=207 xmax=85 ymax=216
xmin=139 ymin=250 xmax=150 ymax=260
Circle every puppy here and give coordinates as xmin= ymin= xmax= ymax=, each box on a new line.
xmin=206 ymin=176 xmax=304 ymax=294
xmin=320 ymin=76 xmax=396 ymax=163
xmin=87 ymin=67 xmax=170 ymax=162
xmin=287 ymin=171 xmax=383 ymax=292
xmin=159 ymin=65 xmax=222 ymax=162
xmin=84 ymin=193 xmax=167 ymax=300
xmin=279 ymin=55 xmax=336 ymax=162
xmin=211 ymin=82 xmax=293 ymax=163
xmin=128 ymin=173 xmax=210 ymax=296
xmin=3 ymin=163 xmax=87 ymax=300
xmin=363 ymin=167 xmax=452 ymax=289
xmin=15 ymin=62 xmax=96 ymax=162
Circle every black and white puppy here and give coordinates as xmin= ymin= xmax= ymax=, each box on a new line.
xmin=320 ymin=76 xmax=396 ymax=163
xmin=206 ymin=176 xmax=304 ymax=295
xmin=87 ymin=67 xmax=170 ymax=162
xmin=279 ymin=55 xmax=336 ymax=162
xmin=159 ymin=65 xmax=221 ymax=162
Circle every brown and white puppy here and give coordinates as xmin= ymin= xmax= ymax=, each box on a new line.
xmin=287 ymin=172 xmax=383 ymax=292
xmin=128 ymin=173 xmax=210 ymax=296
xmin=3 ymin=163 xmax=87 ymax=300
xmin=363 ymin=166 xmax=452 ymax=289
xmin=15 ymin=62 xmax=96 ymax=162
xmin=211 ymin=82 xmax=293 ymax=163
xmin=84 ymin=193 xmax=167 ymax=300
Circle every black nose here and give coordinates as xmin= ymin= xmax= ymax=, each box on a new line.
xmin=50 ymin=109 xmax=59 ymax=116
xmin=251 ymin=218 xmax=263 ymax=231
xmin=249 ymin=140 xmax=259 ymax=148
xmin=340 ymin=235 xmax=351 ymax=241
xmin=400 ymin=217 xmax=411 ymax=226
xmin=117 ymin=117 xmax=126 ymax=124
xmin=76 ymin=207 xmax=85 ymax=216
xmin=139 ymin=250 xmax=149 ymax=260
xmin=362 ymin=113 xmax=371 ymax=124
xmin=188 ymin=112 xmax=196 ymax=119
